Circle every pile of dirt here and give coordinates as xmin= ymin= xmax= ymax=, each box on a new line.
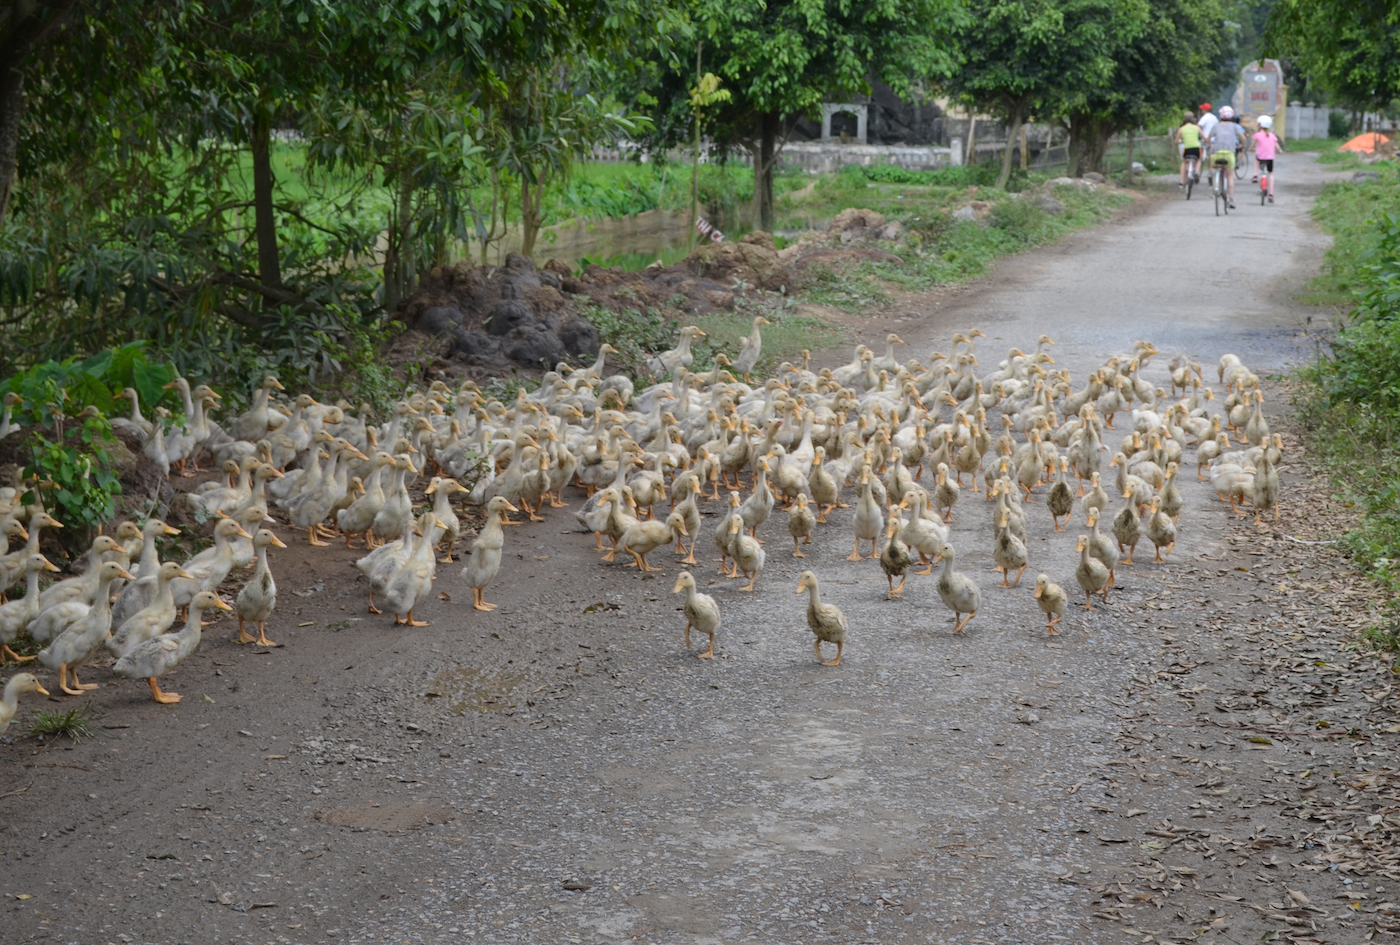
xmin=394 ymin=211 xmax=907 ymax=377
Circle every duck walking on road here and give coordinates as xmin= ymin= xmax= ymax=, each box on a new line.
xmin=796 ymin=571 xmax=847 ymax=666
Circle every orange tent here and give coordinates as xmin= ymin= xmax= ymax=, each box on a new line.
xmin=1340 ymin=132 xmax=1392 ymax=154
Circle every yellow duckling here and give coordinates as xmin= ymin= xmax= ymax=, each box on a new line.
xmin=728 ymin=517 xmax=765 ymax=592
xmin=0 ymin=672 xmax=48 ymax=734
xmin=1074 ymin=535 xmax=1110 ymax=609
xmin=1145 ymin=496 xmax=1176 ymax=562
xmin=618 ymin=511 xmax=688 ymax=573
xmin=787 ymin=493 xmax=816 ymax=558
xmin=934 ymin=542 xmax=981 ymax=633
xmin=796 ymin=570 xmax=846 ymax=666
xmin=461 ymin=497 xmax=518 ymax=612
xmin=1033 ymin=574 xmax=1068 ymax=634
xmin=673 ymin=571 xmax=721 ymax=659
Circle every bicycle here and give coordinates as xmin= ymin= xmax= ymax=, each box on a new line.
xmin=1233 ymin=146 xmax=1245 ymax=179
xmin=1259 ymin=165 xmax=1270 ymax=205
xmin=1183 ymin=154 xmax=1199 ymax=199
xmin=1212 ymin=157 xmax=1231 ymax=216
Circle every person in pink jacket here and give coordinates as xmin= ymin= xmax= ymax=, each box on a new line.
xmin=1250 ymin=116 xmax=1282 ymax=202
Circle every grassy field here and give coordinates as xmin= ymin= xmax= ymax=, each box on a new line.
xmin=203 ymin=142 xmax=1134 ymax=380
xmin=778 ymin=165 xmax=1129 ymax=311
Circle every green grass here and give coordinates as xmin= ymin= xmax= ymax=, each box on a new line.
xmin=781 ymin=178 xmax=1127 ymax=307
xmin=29 ymin=704 xmax=100 ymax=742
xmin=1316 ymin=150 xmax=1365 ymax=167
xmin=689 ymin=309 xmax=842 ymax=374
xmin=1302 ymin=162 xmax=1399 ymax=305
xmin=1288 ymin=137 xmax=1349 ymax=153
xmin=1295 ymin=157 xmax=1400 ymax=657
xmin=802 ymin=262 xmax=895 ymax=312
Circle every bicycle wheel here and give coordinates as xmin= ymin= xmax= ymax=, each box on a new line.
xmin=1185 ymin=174 xmax=1193 ymax=200
xmin=1214 ymin=177 xmax=1221 ymax=216
xmin=1234 ymin=156 xmax=1245 ymax=179
xmin=1261 ymin=178 xmax=1267 ymax=205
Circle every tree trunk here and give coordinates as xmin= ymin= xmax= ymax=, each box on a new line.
xmin=966 ymin=114 xmax=978 ymax=166
xmin=482 ymin=166 xmax=501 ymax=267
xmin=1086 ymin=119 xmax=1113 ymax=175
xmin=383 ymin=163 xmax=414 ymax=313
xmin=754 ymin=109 xmax=779 ymax=233
xmin=520 ymin=172 xmax=544 ymax=258
xmin=1126 ymin=129 xmax=1135 ymax=186
xmin=1020 ymin=122 xmax=1029 ymax=171
xmin=1067 ymin=113 xmax=1113 ymax=176
xmin=1067 ymin=115 xmax=1084 ymax=176
xmin=995 ymin=105 xmax=1023 ymax=190
xmin=250 ymin=112 xmax=282 ymax=291
xmin=689 ymin=43 xmax=702 ymax=250
xmin=0 ymin=0 xmax=81 ymax=231
xmin=0 ymin=67 xmax=23 ymax=228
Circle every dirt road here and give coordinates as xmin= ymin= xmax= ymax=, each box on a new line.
xmin=9 ymin=155 xmax=1400 ymax=945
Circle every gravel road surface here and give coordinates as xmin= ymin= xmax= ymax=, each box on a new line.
xmin=8 ymin=155 xmax=1398 ymax=945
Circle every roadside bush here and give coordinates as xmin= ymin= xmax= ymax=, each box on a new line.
xmin=989 ymin=197 xmax=1054 ymax=246
xmin=0 ymin=342 xmax=180 ymax=552
xmin=1328 ymin=110 xmax=1352 ymax=140
xmin=1297 ymin=168 xmax=1400 ymax=653
xmin=575 ymin=300 xmax=675 ymax=383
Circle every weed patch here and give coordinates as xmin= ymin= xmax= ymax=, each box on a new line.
xmin=29 ymin=704 xmax=100 ymax=743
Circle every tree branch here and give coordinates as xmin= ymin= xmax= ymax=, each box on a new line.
xmin=272 ymin=202 xmax=350 ymax=239
xmin=146 ymin=270 xmax=326 ymax=330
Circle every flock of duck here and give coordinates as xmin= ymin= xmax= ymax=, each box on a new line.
xmin=0 ymin=320 xmax=1283 ymax=731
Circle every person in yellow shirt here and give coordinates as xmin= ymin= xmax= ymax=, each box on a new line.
xmin=1173 ymin=111 xmax=1202 ymax=188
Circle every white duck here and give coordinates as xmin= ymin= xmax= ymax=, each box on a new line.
xmin=107 ymin=561 xmax=192 ymax=658
xmin=38 ymin=561 xmax=133 ymax=695
xmin=114 ymin=590 xmax=232 ymax=704
xmin=235 ymin=529 xmax=287 ymax=646
xmin=0 ymin=554 xmax=59 ymax=662
xmin=0 ymin=672 xmax=48 ymax=734
xmin=171 ymin=518 xmax=251 ymax=608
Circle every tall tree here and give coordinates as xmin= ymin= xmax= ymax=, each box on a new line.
xmin=635 ymin=0 xmax=963 ymax=232
xmin=1062 ymin=0 xmax=1232 ymax=176
xmin=946 ymin=0 xmax=1148 ymax=187
xmin=1266 ymin=0 xmax=1400 ymax=113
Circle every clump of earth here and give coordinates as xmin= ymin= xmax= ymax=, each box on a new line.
xmin=394 ymin=208 xmax=907 ymax=377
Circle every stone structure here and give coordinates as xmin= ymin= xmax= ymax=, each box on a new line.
xmin=820 ymin=104 xmax=867 ymax=143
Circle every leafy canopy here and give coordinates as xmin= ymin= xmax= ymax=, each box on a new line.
xmin=1266 ymin=0 xmax=1400 ymax=111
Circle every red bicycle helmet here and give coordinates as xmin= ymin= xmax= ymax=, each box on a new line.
xmin=1200 ymin=103 xmax=1212 ymax=111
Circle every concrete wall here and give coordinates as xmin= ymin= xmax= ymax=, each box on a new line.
xmin=1283 ymin=103 xmax=1398 ymax=140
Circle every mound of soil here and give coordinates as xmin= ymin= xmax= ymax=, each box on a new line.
xmin=395 ymin=211 xmax=907 ymax=378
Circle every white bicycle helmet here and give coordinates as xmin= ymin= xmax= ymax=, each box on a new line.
xmin=1258 ymin=115 xmax=1273 ymax=129
xmin=1219 ymin=105 xmax=1236 ymax=119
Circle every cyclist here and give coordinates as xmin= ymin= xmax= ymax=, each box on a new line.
xmin=1207 ymin=105 xmax=1247 ymax=208
xmin=1250 ymin=115 xmax=1282 ymax=202
xmin=1197 ymin=103 xmax=1219 ymax=152
xmin=1174 ymin=110 xmax=1202 ymax=187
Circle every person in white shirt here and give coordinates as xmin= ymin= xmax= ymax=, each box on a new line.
xmin=1197 ymin=103 xmax=1219 ymax=155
